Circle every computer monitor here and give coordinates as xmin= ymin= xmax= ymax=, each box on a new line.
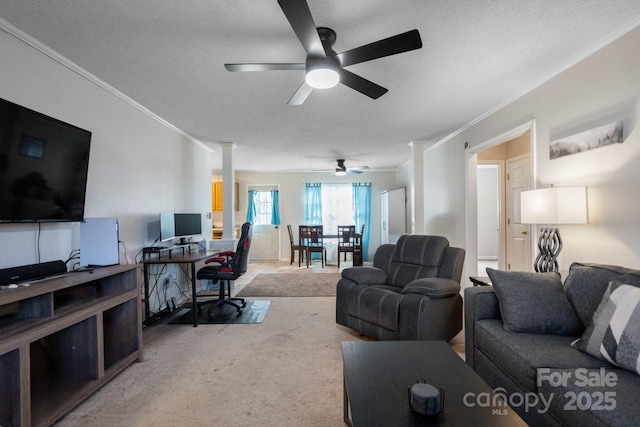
xmin=159 ymin=212 xmax=175 ymax=242
xmin=174 ymin=213 xmax=202 ymax=243
xmin=159 ymin=212 xmax=202 ymax=244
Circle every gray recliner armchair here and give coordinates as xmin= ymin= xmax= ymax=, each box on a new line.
xmin=336 ymin=235 xmax=465 ymax=341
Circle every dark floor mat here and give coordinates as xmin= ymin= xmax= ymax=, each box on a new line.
xmin=169 ymin=300 xmax=271 ymax=325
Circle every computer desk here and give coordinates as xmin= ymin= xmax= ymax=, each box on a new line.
xmin=142 ymin=249 xmax=218 ymax=327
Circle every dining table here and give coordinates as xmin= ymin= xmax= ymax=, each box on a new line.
xmin=298 ymin=226 xmax=362 ymax=267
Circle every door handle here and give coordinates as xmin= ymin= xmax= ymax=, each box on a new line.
xmin=520 ymin=230 xmax=528 ymax=235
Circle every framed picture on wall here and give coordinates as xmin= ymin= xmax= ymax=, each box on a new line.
xmin=549 ymin=121 xmax=623 ymax=159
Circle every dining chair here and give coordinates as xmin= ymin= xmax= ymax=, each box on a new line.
xmin=305 ymin=225 xmax=326 ymax=268
xmin=287 ymin=224 xmax=304 ymax=267
xmin=299 ymin=225 xmax=311 ymax=268
xmin=353 ymin=224 xmax=365 ymax=266
xmin=337 ymin=225 xmax=356 ymax=268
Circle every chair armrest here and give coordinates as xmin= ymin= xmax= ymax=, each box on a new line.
xmin=204 ymin=251 xmax=235 ymax=264
xmin=463 ymin=286 xmax=502 ymax=368
xmin=341 ymin=266 xmax=387 ymax=285
xmin=402 ymin=278 xmax=460 ymax=298
xmin=463 ymin=286 xmax=501 ymax=322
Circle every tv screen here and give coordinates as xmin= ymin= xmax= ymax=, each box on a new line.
xmin=0 ymin=97 xmax=91 ymax=222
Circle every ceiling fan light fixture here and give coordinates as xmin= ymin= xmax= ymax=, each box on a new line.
xmin=335 ymin=169 xmax=347 ymax=176
xmin=305 ymin=58 xmax=340 ymax=89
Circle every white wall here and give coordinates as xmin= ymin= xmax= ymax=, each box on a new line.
xmin=423 ymin=26 xmax=640 ymax=280
xmin=236 ymin=171 xmax=398 ymax=261
xmin=0 ymin=26 xmax=212 ymax=308
xmin=422 ymin=139 xmax=468 ymax=248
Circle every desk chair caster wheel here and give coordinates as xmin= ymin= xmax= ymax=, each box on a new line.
xmin=231 ymin=301 xmax=244 ymax=316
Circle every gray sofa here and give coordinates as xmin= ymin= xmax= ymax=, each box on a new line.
xmin=336 ymin=234 xmax=465 ymax=341
xmin=465 ymin=262 xmax=640 ymax=426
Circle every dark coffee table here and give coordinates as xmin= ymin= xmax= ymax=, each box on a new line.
xmin=341 ymin=340 xmax=526 ymax=426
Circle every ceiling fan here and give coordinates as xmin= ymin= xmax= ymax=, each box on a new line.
xmin=316 ymin=159 xmax=369 ymax=176
xmin=224 ymin=0 xmax=423 ymax=105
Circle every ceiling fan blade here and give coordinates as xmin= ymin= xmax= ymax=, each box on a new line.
xmin=224 ymin=63 xmax=305 ymax=72
xmin=336 ymin=29 xmax=422 ymax=67
xmin=349 ymin=165 xmax=370 ymax=171
xmin=348 ymin=169 xmax=363 ymax=174
xmin=278 ymin=0 xmax=325 ymax=57
xmin=288 ymin=81 xmax=314 ymax=105
xmin=338 ymin=69 xmax=388 ymax=99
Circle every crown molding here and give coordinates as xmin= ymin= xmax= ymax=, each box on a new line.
xmin=0 ymin=17 xmax=211 ymax=152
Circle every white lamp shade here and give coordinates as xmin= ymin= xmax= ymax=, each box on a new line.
xmin=520 ymin=186 xmax=588 ymax=225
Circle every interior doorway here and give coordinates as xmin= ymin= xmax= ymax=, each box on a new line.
xmin=467 ymin=121 xmax=535 ymax=277
xmin=476 ymin=163 xmax=502 ymax=274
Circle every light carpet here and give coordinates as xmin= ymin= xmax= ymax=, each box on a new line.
xmin=235 ymin=273 xmax=341 ymax=297
xmin=53 ymin=297 xmax=364 ymax=427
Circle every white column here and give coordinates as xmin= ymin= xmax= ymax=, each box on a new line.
xmin=220 ymin=142 xmax=236 ymax=243
xmin=409 ymin=140 xmax=426 ymax=235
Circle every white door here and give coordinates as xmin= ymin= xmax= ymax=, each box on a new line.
xmin=380 ymin=188 xmax=406 ymax=244
xmin=505 ymin=155 xmax=531 ymax=271
xmin=380 ymin=191 xmax=389 ymax=244
xmin=250 ymin=224 xmax=280 ymax=261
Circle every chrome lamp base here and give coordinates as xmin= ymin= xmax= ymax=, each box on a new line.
xmin=533 ymin=227 xmax=563 ymax=273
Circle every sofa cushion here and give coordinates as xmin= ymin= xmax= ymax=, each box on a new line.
xmin=474 ymin=319 xmax=611 ymax=392
xmin=574 ymin=281 xmax=640 ymax=375
xmin=564 ymin=262 xmax=640 ymax=328
xmin=486 ymin=268 xmax=582 ymax=335
xmin=387 ymin=235 xmax=449 ymax=288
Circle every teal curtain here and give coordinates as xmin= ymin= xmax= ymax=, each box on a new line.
xmin=270 ymin=190 xmax=281 ymax=225
xmin=304 ymin=183 xmax=322 ymax=224
xmin=246 ymin=189 xmax=257 ymax=222
xmin=353 ymin=183 xmax=371 ymax=261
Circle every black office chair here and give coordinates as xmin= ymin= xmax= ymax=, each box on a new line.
xmin=196 ymin=222 xmax=252 ymax=317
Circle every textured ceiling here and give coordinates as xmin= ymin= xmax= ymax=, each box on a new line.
xmin=1 ymin=1 xmax=640 ymax=173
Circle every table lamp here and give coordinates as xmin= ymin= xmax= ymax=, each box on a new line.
xmin=520 ymin=186 xmax=588 ymax=272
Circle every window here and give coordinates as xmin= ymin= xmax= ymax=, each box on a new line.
xmin=304 ymin=182 xmax=371 ymax=260
xmin=252 ymin=191 xmax=273 ymax=224
xmin=321 ymin=183 xmax=353 ymax=234
xmin=247 ymin=188 xmax=281 ymax=225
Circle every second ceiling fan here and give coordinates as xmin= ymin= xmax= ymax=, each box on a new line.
xmin=314 ymin=159 xmax=369 ymax=176
xmin=224 ymin=0 xmax=423 ymax=105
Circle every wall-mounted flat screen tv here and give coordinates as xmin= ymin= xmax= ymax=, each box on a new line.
xmin=0 ymin=97 xmax=91 ymax=222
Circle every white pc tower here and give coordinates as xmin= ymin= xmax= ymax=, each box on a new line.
xmin=80 ymin=217 xmax=120 ymax=267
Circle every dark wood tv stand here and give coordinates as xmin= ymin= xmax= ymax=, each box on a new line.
xmin=0 ymin=264 xmax=143 ymax=427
